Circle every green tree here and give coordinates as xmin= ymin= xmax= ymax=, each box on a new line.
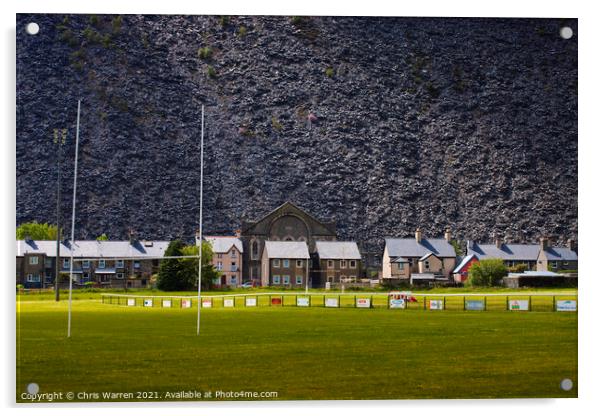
xmin=16 ymin=221 xmax=58 ymax=240
xmin=180 ymin=242 xmax=219 ymax=291
xmin=450 ymin=240 xmax=464 ymax=257
xmin=157 ymin=240 xmax=218 ymax=291
xmin=96 ymin=233 xmax=109 ymax=241
xmin=157 ymin=240 xmax=187 ymax=291
xmin=466 ymin=259 xmax=507 ymax=287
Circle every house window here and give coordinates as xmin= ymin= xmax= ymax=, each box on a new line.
xmin=45 ymin=258 xmax=52 ymax=268
xmin=82 ymin=260 xmax=90 ymax=269
xmin=63 ymin=258 xmax=70 ymax=268
xmin=231 ymin=249 xmax=236 ymax=258
xmin=327 ymin=275 xmax=334 ymax=283
xmin=283 ymin=259 xmax=289 ymax=268
xmin=217 ymin=253 xmax=223 ymax=259
xmin=563 ymin=261 xmax=569 ymax=266
xmin=296 ymin=276 xmax=303 ymax=285
xmin=273 ymin=259 xmax=280 ymax=268
xmin=27 ymin=274 xmax=40 ymax=283
xmin=116 ymin=259 xmax=124 ymax=268
xmin=273 ymin=275 xmax=280 ymax=284
xmin=349 ymin=275 xmax=356 ymax=281
xmin=425 ymin=260 xmax=430 ymax=270
xmin=340 ymin=260 xmax=347 ymax=268
xmin=551 ymin=261 xmax=558 ymax=269
xmin=134 ymin=261 xmax=140 ymax=269
xmin=28 ymin=256 xmax=39 ymax=265
xmin=296 ymin=260 xmax=303 ymax=268
xmin=230 ymin=262 xmax=237 ymax=271
xmin=230 ymin=276 xmax=237 ymax=285
xmin=116 ymin=273 xmax=124 ymax=279
xmin=327 ymin=260 xmax=334 ymax=269
xmin=349 ymin=260 xmax=356 ymax=268
xmin=283 ymin=275 xmax=290 ymax=284
xmin=98 ymin=259 xmax=106 ymax=269
xmin=408 ymin=258 xmax=413 ymax=267
xmin=251 ymin=241 xmax=259 ymax=260
xmin=217 ymin=261 xmax=223 ymax=271
xmin=83 ymin=272 xmax=90 ymax=280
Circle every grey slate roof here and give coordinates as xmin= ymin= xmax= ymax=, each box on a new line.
xmin=16 ymin=240 xmax=170 ymax=258
xmin=315 ymin=241 xmax=361 ymax=260
xmin=385 ymin=238 xmax=456 ymax=259
xmin=264 ymin=241 xmax=310 ymax=259
xmin=467 ymin=243 xmax=540 ymax=261
xmin=542 ymin=247 xmax=578 ymax=261
xmin=468 ymin=242 xmax=578 ymax=262
xmin=204 ymin=236 xmax=243 ymax=254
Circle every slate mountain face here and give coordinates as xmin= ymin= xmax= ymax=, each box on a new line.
xmin=16 ymin=14 xmax=578 ymax=251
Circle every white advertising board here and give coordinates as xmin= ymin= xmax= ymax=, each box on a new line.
xmin=389 ymin=298 xmax=406 ymax=309
xmin=429 ymin=300 xmax=444 ymax=310
xmin=297 ymin=297 xmax=310 ymax=307
xmin=223 ymin=298 xmax=234 ymax=307
xmin=181 ymin=299 xmax=191 ymax=308
xmin=202 ymin=300 xmax=212 ymax=308
xmin=245 ymin=297 xmax=257 ymax=307
xmin=356 ymin=298 xmax=371 ymax=308
xmin=143 ymin=299 xmax=153 ymax=307
xmin=465 ymin=300 xmax=484 ymax=311
xmin=127 ymin=298 xmax=136 ymax=306
xmin=509 ymin=300 xmax=529 ymax=311
xmin=325 ymin=298 xmax=339 ymax=308
xmin=162 ymin=299 xmax=172 ymax=308
xmin=556 ymin=300 xmax=577 ymax=312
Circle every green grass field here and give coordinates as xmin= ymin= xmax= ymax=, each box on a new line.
xmin=16 ymin=293 xmax=578 ymax=402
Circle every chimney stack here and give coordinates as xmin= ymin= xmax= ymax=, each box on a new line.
xmin=567 ymin=239 xmax=576 ymax=252
xmin=128 ymin=228 xmax=136 ymax=245
xmin=235 ymin=229 xmax=241 ymax=238
xmin=495 ymin=236 xmax=503 ymax=249
xmin=444 ymin=227 xmax=452 ymax=243
xmin=415 ymin=228 xmax=422 ymax=243
xmin=540 ymin=237 xmax=549 ymax=251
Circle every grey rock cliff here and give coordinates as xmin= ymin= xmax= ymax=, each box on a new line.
xmin=16 ymin=15 xmax=578 ymax=251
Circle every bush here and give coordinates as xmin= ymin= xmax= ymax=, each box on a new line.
xmin=466 ymin=259 xmax=507 ymax=287
xmin=508 ymin=263 xmax=529 ymax=273
xmin=219 ymin=16 xmax=230 ymax=28
xmin=271 ymin=117 xmax=283 ymax=131
xmin=89 ymin=14 xmax=100 ymax=27
xmin=197 ymin=46 xmax=212 ymax=60
xmin=325 ymin=67 xmax=334 ymax=78
xmin=111 ymin=15 xmax=123 ymax=34
xmin=207 ymin=65 xmax=217 ymax=78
